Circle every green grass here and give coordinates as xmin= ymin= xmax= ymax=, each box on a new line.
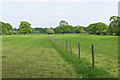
xmin=2 ymin=35 xmax=78 ymax=78
xmin=2 ymin=34 xmax=118 ymax=78
xmin=50 ymin=34 xmax=118 ymax=78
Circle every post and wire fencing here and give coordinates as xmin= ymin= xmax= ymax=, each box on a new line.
xmin=48 ymin=35 xmax=95 ymax=70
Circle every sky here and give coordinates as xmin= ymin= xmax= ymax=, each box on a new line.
xmin=0 ymin=0 xmax=119 ymax=28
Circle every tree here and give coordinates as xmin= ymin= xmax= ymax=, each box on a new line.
xmin=63 ymin=25 xmax=73 ymax=33
xmin=19 ymin=21 xmax=33 ymax=35
xmin=0 ymin=21 xmax=13 ymax=35
xmin=46 ymin=28 xmax=55 ymax=34
xmin=75 ymin=25 xmax=85 ymax=33
xmin=33 ymin=27 xmax=46 ymax=33
xmin=109 ymin=16 xmax=120 ymax=35
xmin=59 ymin=20 xmax=69 ymax=33
xmin=54 ymin=20 xmax=74 ymax=34
xmin=83 ymin=27 xmax=88 ymax=32
xmin=59 ymin=20 xmax=68 ymax=26
xmin=87 ymin=22 xmax=108 ymax=35
xmin=0 ymin=22 xmax=2 ymax=35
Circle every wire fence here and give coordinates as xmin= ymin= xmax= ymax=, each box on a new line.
xmin=48 ymin=35 xmax=95 ymax=70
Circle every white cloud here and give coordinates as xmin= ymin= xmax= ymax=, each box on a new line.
xmin=1 ymin=0 xmax=119 ymax=2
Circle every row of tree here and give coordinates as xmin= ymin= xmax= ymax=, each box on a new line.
xmin=54 ymin=20 xmax=86 ymax=34
xmin=0 ymin=16 xmax=120 ymax=35
xmin=0 ymin=21 xmax=33 ymax=35
xmin=88 ymin=16 xmax=120 ymax=35
xmin=54 ymin=16 xmax=120 ymax=35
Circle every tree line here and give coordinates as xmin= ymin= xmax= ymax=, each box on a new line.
xmin=0 ymin=16 xmax=120 ymax=35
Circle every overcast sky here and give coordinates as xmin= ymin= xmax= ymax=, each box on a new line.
xmin=0 ymin=0 xmax=119 ymax=28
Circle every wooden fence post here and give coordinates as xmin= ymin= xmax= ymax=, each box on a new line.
xmin=78 ymin=42 xmax=80 ymax=59
xmin=66 ymin=40 xmax=67 ymax=53
xmin=92 ymin=44 xmax=95 ymax=70
xmin=70 ymin=41 xmax=72 ymax=56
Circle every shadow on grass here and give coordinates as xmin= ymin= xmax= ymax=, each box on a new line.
xmin=51 ymin=42 xmax=115 ymax=78
xmin=2 ymin=56 xmax=6 ymax=58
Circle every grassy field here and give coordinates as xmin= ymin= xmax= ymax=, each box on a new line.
xmin=2 ymin=34 xmax=118 ymax=78
xmin=51 ymin=34 xmax=118 ymax=78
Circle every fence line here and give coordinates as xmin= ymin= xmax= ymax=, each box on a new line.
xmin=48 ymin=35 xmax=95 ymax=70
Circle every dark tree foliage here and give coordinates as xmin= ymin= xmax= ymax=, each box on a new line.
xmin=19 ymin=21 xmax=33 ymax=35
xmin=74 ymin=25 xmax=85 ymax=33
xmin=1 ymin=16 xmax=120 ymax=36
xmin=109 ymin=16 xmax=120 ymax=35
xmin=0 ymin=21 xmax=13 ymax=35
xmin=33 ymin=27 xmax=46 ymax=33
xmin=87 ymin=22 xmax=108 ymax=35
xmin=54 ymin=20 xmax=86 ymax=34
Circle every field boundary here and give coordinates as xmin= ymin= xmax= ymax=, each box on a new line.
xmin=48 ymin=35 xmax=95 ymax=70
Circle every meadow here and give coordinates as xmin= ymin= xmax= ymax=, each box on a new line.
xmin=2 ymin=34 xmax=118 ymax=78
